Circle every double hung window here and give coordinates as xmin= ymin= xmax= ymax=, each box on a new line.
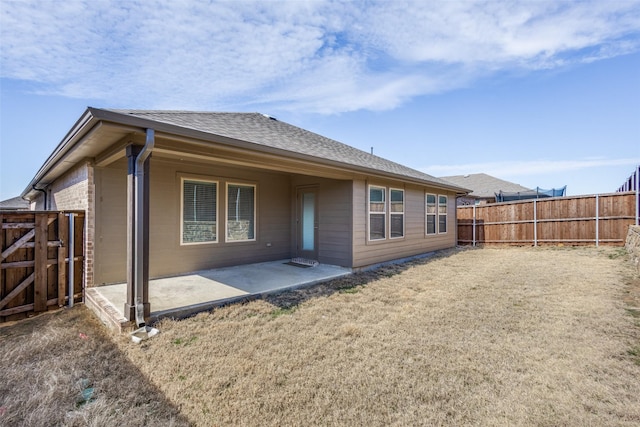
xmin=182 ymin=179 xmax=217 ymax=244
xmin=226 ymin=183 xmax=256 ymax=241
xmin=438 ymin=195 xmax=448 ymax=233
xmin=369 ymin=186 xmax=386 ymax=240
xmin=368 ymin=186 xmax=405 ymax=241
xmin=390 ymin=189 xmax=404 ymax=238
xmin=426 ymin=194 xmax=448 ymax=235
xmin=426 ymin=194 xmax=437 ymax=235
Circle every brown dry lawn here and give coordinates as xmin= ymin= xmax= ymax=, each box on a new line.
xmin=2 ymin=246 xmax=640 ymax=426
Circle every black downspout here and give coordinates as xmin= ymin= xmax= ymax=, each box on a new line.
xmin=32 ymin=185 xmax=48 ymax=210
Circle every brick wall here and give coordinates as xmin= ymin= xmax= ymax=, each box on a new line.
xmin=47 ymin=161 xmax=96 ymax=287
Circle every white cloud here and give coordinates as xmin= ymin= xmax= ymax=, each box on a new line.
xmin=426 ymin=158 xmax=640 ymax=178
xmin=1 ymin=0 xmax=639 ymax=113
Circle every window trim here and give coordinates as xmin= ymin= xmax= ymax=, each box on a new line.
xmin=180 ymin=177 xmax=219 ymax=246
xmin=426 ymin=193 xmax=437 ymax=235
xmin=368 ymin=185 xmax=387 ymax=241
xmin=389 ymin=188 xmax=405 ymax=239
xmin=225 ymin=182 xmax=257 ymax=243
xmin=438 ymin=194 xmax=448 ymax=234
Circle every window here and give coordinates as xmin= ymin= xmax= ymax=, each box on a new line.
xmin=438 ymin=195 xmax=448 ymax=233
xmin=182 ymin=179 xmax=217 ymax=244
xmin=227 ymin=183 xmax=255 ymax=241
xmin=369 ymin=186 xmax=386 ymax=240
xmin=426 ymin=194 xmax=436 ymax=235
xmin=390 ymin=189 xmax=404 ymax=238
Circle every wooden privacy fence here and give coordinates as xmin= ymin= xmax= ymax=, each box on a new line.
xmin=1 ymin=211 xmax=84 ymax=323
xmin=458 ymin=192 xmax=639 ymax=246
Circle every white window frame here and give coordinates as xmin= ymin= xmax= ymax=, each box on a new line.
xmin=438 ymin=194 xmax=448 ymax=234
xmin=180 ymin=177 xmax=218 ymax=245
xmin=426 ymin=193 xmax=437 ymax=235
xmin=389 ymin=188 xmax=405 ymax=239
xmin=226 ymin=182 xmax=257 ymax=242
xmin=368 ymin=185 xmax=387 ymax=241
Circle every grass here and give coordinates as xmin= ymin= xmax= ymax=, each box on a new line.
xmin=2 ymin=246 xmax=640 ymax=426
xmin=0 ymin=307 xmax=189 ymax=426
xmin=270 ymin=305 xmax=298 ymax=318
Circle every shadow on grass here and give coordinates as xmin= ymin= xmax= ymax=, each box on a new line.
xmin=0 ymin=306 xmax=192 ymax=427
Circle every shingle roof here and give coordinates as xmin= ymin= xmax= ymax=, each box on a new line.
xmin=105 ymin=109 xmax=461 ymax=190
xmin=440 ymin=173 xmax=531 ymax=198
xmin=0 ymin=196 xmax=29 ymax=210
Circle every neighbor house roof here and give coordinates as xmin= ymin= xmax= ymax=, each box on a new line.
xmin=22 ymin=108 xmax=468 ymax=198
xmin=0 ymin=196 xmax=29 ymax=210
xmin=440 ymin=173 xmax=530 ymax=199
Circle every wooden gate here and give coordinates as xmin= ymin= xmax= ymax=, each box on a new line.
xmin=0 ymin=211 xmax=84 ymax=323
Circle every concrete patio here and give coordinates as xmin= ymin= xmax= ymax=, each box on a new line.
xmin=85 ymin=260 xmax=352 ymax=331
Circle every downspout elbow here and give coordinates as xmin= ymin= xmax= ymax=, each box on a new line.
xmin=135 ymin=129 xmax=155 ymax=176
xmin=32 ymin=185 xmax=48 ymax=210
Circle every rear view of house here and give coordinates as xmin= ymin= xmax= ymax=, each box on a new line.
xmin=21 ymin=108 xmax=467 ymax=322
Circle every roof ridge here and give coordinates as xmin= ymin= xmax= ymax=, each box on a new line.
xmin=104 ymin=109 xmax=262 ymax=115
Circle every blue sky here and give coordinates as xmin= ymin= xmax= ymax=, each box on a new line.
xmin=1 ymin=0 xmax=639 ymax=201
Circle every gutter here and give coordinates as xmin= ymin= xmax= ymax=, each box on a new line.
xmin=133 ymin=128 xmax=154 ymax=328
xmin=21 ymin=109 xmax=96 ymax=199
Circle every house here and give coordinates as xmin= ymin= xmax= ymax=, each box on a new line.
xmin=21 ymin=108 xmax=468 ymax=323
xmin=440 ymin=173 xmax=532 ymax=205
xmin=0 ymin=196 xmax=29 ymax=211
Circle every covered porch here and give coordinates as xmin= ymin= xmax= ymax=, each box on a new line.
xmin=86 ymin=259 xmax=351 ymax=331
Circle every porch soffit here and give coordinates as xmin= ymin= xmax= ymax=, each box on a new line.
xmin=151 ymin=143 xmax=360 ymax=181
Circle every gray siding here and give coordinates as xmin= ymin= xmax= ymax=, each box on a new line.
xmin=352 ymin=179 xmax=457 ymax=269
xmin=291 ymin=176 xmax=353 ymax=267
xmin=94 ymin=157 xmax=293 ymax=284
xmin=150 ymin=159 xmax=293 ymax=278
xmin=94 ymin=159 xmax=127 ymax=285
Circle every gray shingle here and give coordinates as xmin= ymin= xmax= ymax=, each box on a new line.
xmin=440 ymin=173 xmax=531 ymax=198
xmin=0 ymin=196 xmax=29 ymax=210
xmin=105 ymin=109 xmax=459 ymax=189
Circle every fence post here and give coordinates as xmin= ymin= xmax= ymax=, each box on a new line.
xmin=57 ymin=212 xmax=68 ymax=307
xmin=68 ymin=213 xmax=75 ymax=308
xmin=595 ymin=194 xmax=599 ymax=247
xmin=472 ymin=205 xmax=476 ymax=247
xmin=635 ymin=165 xmax=640 ymax=225
xmin=533 ymin=200 xmax=537 ymax=247
xmin=34 ymin=215 xmax=48 ymax=312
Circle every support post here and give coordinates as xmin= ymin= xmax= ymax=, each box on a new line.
xmin=137 ymin=140 xmax=152 ymax=321
xmin=124 ymin=145 xmax=141 ymax=321
xmin=124 ymin=130 xmax=154 ymax=326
